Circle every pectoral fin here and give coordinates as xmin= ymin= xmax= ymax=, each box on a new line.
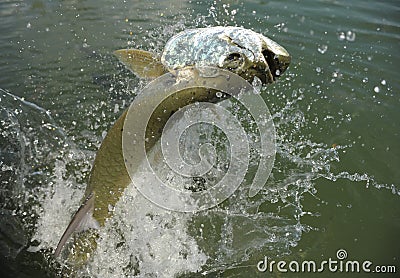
xmin=114 ymin=49 xmax=167 ymax=79
xmin=54 ymin=192 xmax=99 ymax=257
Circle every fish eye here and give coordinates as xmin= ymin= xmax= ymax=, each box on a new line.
xmin=223 ymin=53 xmax=243 ymax=70
xmin=226 ymin=53 xmax=241 ymax=61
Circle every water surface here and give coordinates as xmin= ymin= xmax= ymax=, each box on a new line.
xmin=0 ymin=0 xmax=399 ymax=277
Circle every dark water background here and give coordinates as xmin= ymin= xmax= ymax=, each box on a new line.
xmin=0 ymin=0 xmax=399 ymax=277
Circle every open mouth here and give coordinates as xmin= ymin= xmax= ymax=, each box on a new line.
xmin=262 ymin=49 xmax=291 ymax=81
xmin=249 ymin=63 xmax=275 ymax=85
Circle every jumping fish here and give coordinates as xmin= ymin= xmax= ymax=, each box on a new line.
xmin=54 ymin=26 xmax=291 ymax=266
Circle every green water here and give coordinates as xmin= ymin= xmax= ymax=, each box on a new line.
xmin=0 ymin=0 xmax=399 ymax=277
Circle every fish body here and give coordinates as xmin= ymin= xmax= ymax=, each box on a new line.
xmin=55 ymin=26 xmax=291 ymax=266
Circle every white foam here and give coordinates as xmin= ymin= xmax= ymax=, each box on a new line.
xmin=28 ymin=159 xmax=86 ymax=252
xmin=87 ymin=182 xmax=207 ymax=277
xmin=30 ymin=141 xmax=208 ymax=277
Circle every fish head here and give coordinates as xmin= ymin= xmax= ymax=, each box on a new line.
xmin=161 ymin=27 xmax=291 ymax=84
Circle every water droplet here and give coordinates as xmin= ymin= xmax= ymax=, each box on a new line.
xmin=274 ymin=22 xmax=286 ymax=31
xmin=26 ymin=22 xmax=32 ymax=29
xmin=373 ymin=86 xmax=380 ymax=93
xmin=346 ymin=30 xmax=356 ymax=41
xmin=315 ymin=67 xmax=322 ymax=73
xmin=318 ymin=44 xmax=328 ymax=54
xmin=216 ymin=91 xmax=223 ymax=98
xmin=108 ymin=204 xmax=115 ymax=212
xmin=114 ymin=103 xmax=119 ymax=113
xmin=231 ymin=9 xmax=237 ymax=16
xmin=362 ymin=77 xmax=368 ymax=83
xmin=380 ymin=79 xmax=386 ymax=86
xmin=251 ymin=76 xmax=262 ymax=94
xmin=338 ymin=31 xmax=346 ymax=41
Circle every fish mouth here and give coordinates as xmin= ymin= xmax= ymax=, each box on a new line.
xmin=262 ymin=48 xmax=291 ymax=83
xmin=245 ymin=47 xmax=291 ymax=85
xmin=240 ymin=63 xmax=275 ymax=85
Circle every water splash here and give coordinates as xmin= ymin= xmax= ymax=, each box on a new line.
xmin=86 ymin=183 xmax=207 ymax=277
xmin=2 ymin=57 xmax=398 ymax=276
xmin=1 ymin=3 xmax=398 ymax=276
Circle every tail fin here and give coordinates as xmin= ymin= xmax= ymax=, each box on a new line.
xmin=54 ymin=192 xmax=99 ymax=257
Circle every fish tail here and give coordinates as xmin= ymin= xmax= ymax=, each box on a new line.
xmin=55 ymin=192 xmax=99 ymax=257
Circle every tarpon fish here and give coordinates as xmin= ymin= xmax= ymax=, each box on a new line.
xmin=54 ymin=26 xmax=291 ymax=266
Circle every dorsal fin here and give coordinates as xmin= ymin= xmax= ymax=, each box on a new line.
xmin=54 ymin=192 xmax=99 ymax=257
xmin=114 ymin=49 xmax=167 ymax=79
